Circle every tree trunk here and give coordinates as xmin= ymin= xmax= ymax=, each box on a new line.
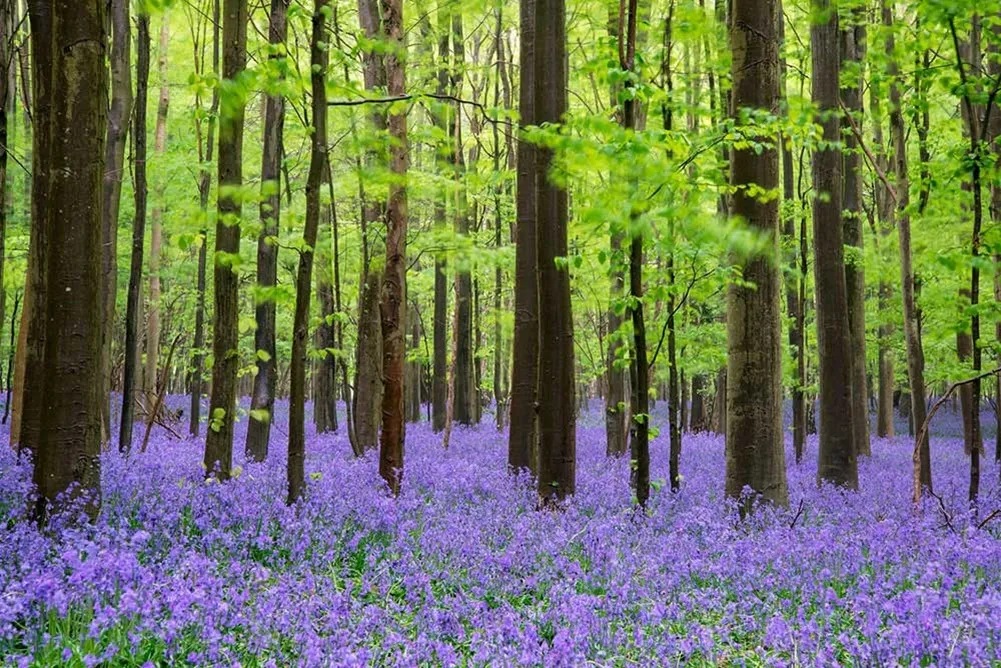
xmin=885 ymin=1 xmax=930 ymax=494
xmin=26 ymin=0 xmax=105 ymax=521
xmin=288 ymin=0 xmax=327 ymax=504
xmin=144 ymin=18 xmax=169 ymax=414
xmin=535 ymin=0 xmax=575 ymax=504
xmin=355 ymin=269 xmax=383 ymax=451
xmin=100 ymin=0 xmax=132 ymax=442
xmin=812 ymin=0 xmax=858 ymax=489
xmin=378 ymin=0 xmax=408 ymax=495
xmin=431 ymin=2 xmax=451 ymax=433
xmin=870 ymin=83 xmax=895 ymax=439
xmin=840 ymin=11 xmax=870 ymax=458
xmin=190 ymin=0 xmax=220 ymax=438
xmin=406 ymin=302 xmax=421 ymax=423
xmin=314 ymin=267 xmax=338 ymax=434
xmin=118 ymin=11 xmax=150 ymax=455
xmin=690 ymin=374 xmax=706 ymax=431
xmin=492 ymin=7 xmax=505 ymax=431
xmin=204 ymin=0 xmax=248 ymax=480
xmin=245 ymin=0 xmax=287 ymax=461
xmin=508 ymin=0 xmax=539 ymax=474
xmin=725 ymin=0 xmax=788 ymax=510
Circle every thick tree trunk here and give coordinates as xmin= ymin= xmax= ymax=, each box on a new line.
xmin=508 ymin=0 xmax=539 ymax=474
xmin=535 ymin=0 xmax=575 ymax=504
xmin=725 ymin=0 xmax=788 ymax=510
xmin=26 ymin=0 xmax=106 ymax=521
xmin=812 ymin=0 xmax=858 ymax=489
xmin=100 ymin=0 xmax=132 ymax=441
xmin=288 ymin=0 xmax=328 ymax=504
xmin=355 ymin=270 xmax=383 ymax=451
xmin=204 ymin=0 xmax=248 ymax=480
xmin=118 ymin=12 xmax=150 ymax=455
xmin=840 ymin=13 xmax=870 ymax=458
xmin=378 ymin=0 xmax=408 ymax=495
xmin=245 ymin=0 xmax=287 ymax=461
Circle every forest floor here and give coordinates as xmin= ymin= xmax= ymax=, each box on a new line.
xmin=2 ymin=399 xmax=1001 ymax=666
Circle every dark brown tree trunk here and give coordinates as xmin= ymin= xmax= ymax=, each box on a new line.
xmin=314 ymin=266 xmax=338 ymax=434
xmin=288 ymin=0 xmax=328 ymax=504
xmin=406 ymin=302 xmax=421 ymax=423
xmin=690 ymin=374 xmax=707 ymax=431
xmin=26 ymin=0 xmax=106 ymax=521
xmin=884 ymin=2 xmax=930 ymax=495
xmin=100 ymin=0 xmax=132 ymax=442
xmin=118 ymin=11 xmax=150 ymax=455
xmin=378 ymin=0 xmax=408 ymax=496
xmin=245 ymin=0 xmax=287 ymax=461
xmin=658 ymin=7 xmax=675 ymax=495
xmin=725 ymin=0 xmax=788 ymax=510
xmin=508 ymin=0 xmax=539 ymax=473
xmin=840 ymin=11 xmax=869 ymax=458
xmin=189 ymin=0 xmax=219 ymax=438
xmin=812 ymin=0 xmax=858 ymax=489
xmin=535 ymin=0 xmax=575 ymax=504
xmin=204 ymin=0 xmax=248 ymax=480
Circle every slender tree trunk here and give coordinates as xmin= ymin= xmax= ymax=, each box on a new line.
xmin=870 ymin=86 xmax=895 ymax=439
xmin=778 ymin=8 xmax=803 ymax=461
xmin=246 ymin=0 xmax=287 ymax=461
xmin=508 ymin=0 xmax=539 ymax=473
xmin=26 ymin=0 xmax=106 ymax=521
xmin=604 ymin=4 xmax=627 ymax=459
xmin=100 ymin=0 xmax=132 ymax=441
xmin=536 ymin=0 xmax=575 ymax=504
xmin=725 ymin=0 xmax=788 ymax=510
xmin=204 ymin=0 xmax=248 ymax=480
xmin=840 ymin=9 xmax=869 ymax=458
xmin=118 ymin=11 xmax=150 ymax=455
xmin=145 ymin=18 xmax=169 ymax=413
xmin=812 ymin=0 xmax=858 ymax=489
xmin=690 ymin=374 xmax=706 ymax=431
xmin=431 ymin=0 xmax=451 ymax=433
xmin=190 ymin=0 xmax=220 ymax=438
xmin=492 ymin=6 xmax=505 ymax=431
xmin=884 ymin=2 xmax=930 ymax=495
xmin=289 ymin=0 xmax=328 ymax=504
xmin=378 ymin=0 xmax=408 ymax=496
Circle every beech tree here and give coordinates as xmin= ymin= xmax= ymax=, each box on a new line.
xmin=204 ymin=0 xmax=248 ymax=479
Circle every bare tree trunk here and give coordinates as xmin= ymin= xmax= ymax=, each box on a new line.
xmin=840 ymin=10 xmax=869 ymax=458
xmin=812 ymin=0 xmax=858 ymax=489
xmin=26 ymin=0 xmax=105 ymax=521
xmin=289 ymin=0 xmax=328 ymax=504
xmin=145 ymin=18 xmax=169 ymax=412
xmin=870 ymin=85 xmax=895 ymax=439
xmin=189 ymin=0 xmax=219 ymax=438
xmin=885 ymin=1 xmax=930 ymax=494
xmin=690 ymin=374 xmax=707 ymax=431
xmin=535 ymin=0 xmax=575 ymax=504
xmin=245 ymin=0 xmax=287 ymax=460
xmin=100 ymin=0 xmax=132 ymax=442
xmin=508 ymin=0 xmax=539 ymax=473
xmin=725 ymin=0 xmax=788 ymax=510
xmin=119 ymin=11 xmax=150 ymax=455
xmin=378 ymin=0 xmax=408 ymax=495
xmin=431 ymin=1 xmax=451 ymax=433
xmin=355 ymin=270 xmax=383 ymax=450
xmin=204 ymin=0 xmax=248 ymax=480
xmin=492 ymin=6 xmax=506 ymax=431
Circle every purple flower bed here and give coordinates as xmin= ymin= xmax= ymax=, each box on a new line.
xmin=2 ymin=400 xmax=1001 ymax=666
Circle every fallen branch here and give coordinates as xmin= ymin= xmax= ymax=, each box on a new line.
xmin=913 ymin=366 xmax=1001 ymax=503
xmin=789 ymin=499 xmax=805 ymax=529
xmin=977 ymin=508 xmax=1001 ymax=531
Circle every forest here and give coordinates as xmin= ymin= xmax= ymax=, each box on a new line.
xmin=4 ymin=0 xmax=1001 ymax=663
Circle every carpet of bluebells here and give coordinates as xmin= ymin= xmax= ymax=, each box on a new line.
xmin=3 ymin=398 xmax=1001 ymax=666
